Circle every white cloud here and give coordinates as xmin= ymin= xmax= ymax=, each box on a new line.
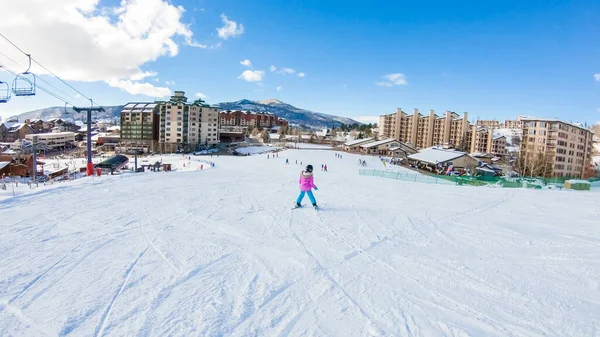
xmin=0 ymin=0 xmax=196 ymax=83
xmin=594 ymin=73 xmax=600 ymax=82
xmin=217 ymin=14 xmax=244 ymax=40
xmin=106 ymin=79 xmax=171 ymax=98
xmin=276 ymin=86 xmax=282 ymax=91
xmin=355 ymin=116 xmax=380 ymax=124
xmin=240 ymin=59 xmax=252 ymax=67
xmin=154 ymin=78 xmax=160 ymax=82
xmin=165 ymin=80 xmax=176 ymax=86
xmin=195 ymin=92 xmax=207 ymax=99
xmin=271 ymin=65 xmax=305 ymax=77
xmin=376 ymin=73 xmax=408 ymax=87
xmin=238 ymin=70 xmax=265 ymax=82
xmin=280 ymin=67 xmax=296 ymax=74
xmin=129 ymin=71 xmax=157 ymax=81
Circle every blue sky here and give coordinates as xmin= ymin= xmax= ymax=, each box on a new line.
xmin=1 ymin=0 xmax=599 ymax=124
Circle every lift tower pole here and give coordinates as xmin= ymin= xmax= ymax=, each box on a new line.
xmin=74 ymin=102 xmax=105 ymax=176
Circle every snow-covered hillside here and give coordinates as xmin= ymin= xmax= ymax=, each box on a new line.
xmin=1 ymin=150 xmax=599 ymax=336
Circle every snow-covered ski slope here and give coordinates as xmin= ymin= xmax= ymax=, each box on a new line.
xmin=1 ymin=149 xmax=599 ymax=336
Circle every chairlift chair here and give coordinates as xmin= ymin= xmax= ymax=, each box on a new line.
xmin=0 ymin=81 xmax=10 ymax=103
xmin=12 ymin=54 xmax=36 ymax=97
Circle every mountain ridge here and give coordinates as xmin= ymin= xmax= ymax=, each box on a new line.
xmin=6 ymin=99 xmax=361 ymax=129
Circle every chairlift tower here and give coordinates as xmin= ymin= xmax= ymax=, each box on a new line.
xmin=73 ymin=102 xmax=105 ymax=176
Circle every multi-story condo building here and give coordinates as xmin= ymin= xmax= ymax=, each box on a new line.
xmin=220 ymin=110 xmax=288 ymax=130
xmin=158 ymin=91 xmax=220 ymax=152
xmin=476 ymin=120 xmax=501 ymax=128
xmin=0 ymin=121 xmax=35 ymax=142
xmin=476 ymin=119 xmax=522 ymax=130
xmin=120 ymin=102 xmax=160 ymax=152
xmin=503 ymin=119 xmax=522 ymax=129
xmin=25 ymin=131 xmax=75 ymax=150
xmin=520 ymin=118 xmax=594 ymax=178
xmin=379 ymin=108 xmax=470 ymax=149
xmin=466 ymin=126 xmax=507 ymax=156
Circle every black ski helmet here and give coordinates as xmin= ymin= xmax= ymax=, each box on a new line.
xmin=306 ymin=164 xmax=313 ymax=172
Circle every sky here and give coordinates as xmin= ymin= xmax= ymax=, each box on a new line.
xmin=0 ymin=0 xmax=599 ymax=125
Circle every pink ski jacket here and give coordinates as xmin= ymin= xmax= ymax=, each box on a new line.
xmin=299 ymin=171 xmax=317 ymax=191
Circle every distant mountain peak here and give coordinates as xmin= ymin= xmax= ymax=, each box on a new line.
xmin=218 ymin=99 xmax=359 ymax=129
xmin=258 ymin=98 xmax=285 ymax=105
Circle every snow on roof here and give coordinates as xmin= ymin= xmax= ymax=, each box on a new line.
xmin=476 ymin=167 xmax=495 ymax=173
xmin=566 ymin=179 xmax=591 ymax=185
xmin=470 ymin=152 xmax=490 ymax=157
xmin=408 ymin=147 xmax=469 ymax=164
xmin=106 ymin=126 xmax=120 ymax=131
xmin=359 ymin=138 xmax=398 ymax=148
xmin=0 ymin=161 xmax=10 ymax=169
xmin=2 ymin=149 xmax=17 ymax=154
xmin=493 ymin=135 xmax=506 ymax=140
xmin=344 ymin=137 xmax=374 ymax=146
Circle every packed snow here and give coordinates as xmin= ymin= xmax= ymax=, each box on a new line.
xmin=1 ymin=149 xmax=599 ymax=336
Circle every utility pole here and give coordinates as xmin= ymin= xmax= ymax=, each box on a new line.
xmin=74 ymin=101 xmax=105 ymax=176
xmin=32 ymin=135 xmax=37 ymax=182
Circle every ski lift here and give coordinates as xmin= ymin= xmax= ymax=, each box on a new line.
xmin=0 ymin=81 xmax=10 ymax=103
xmin=12 ymin=54 xmax=36 ymax=96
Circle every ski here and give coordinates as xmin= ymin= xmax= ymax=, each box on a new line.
xmin=292 ymin=204 xmax=305 ymax=210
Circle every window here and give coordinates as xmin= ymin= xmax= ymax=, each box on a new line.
xmin=539 ymin=122 xmax=546 ymax=128
xmin=177 ymin=117 xmax=182 ymax=121
xmin=177 ymin=122 xmax=182 ymax=126
xmin=529 ymin=122 xmax=536 ymax=127
xmin=177 ymin=128 xmax=182 ymax=131
xmin=166 ymin=133 xmax=170 ymax=136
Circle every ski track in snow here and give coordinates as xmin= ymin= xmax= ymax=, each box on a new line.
xmin=1 ymin=150 xmax=600 ymax=336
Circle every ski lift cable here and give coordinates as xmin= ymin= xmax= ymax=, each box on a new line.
xmin=0 ymin=33 xmax=102 ymax=107
xmin=0 ymin=50 xmax=89 ymax=107
xmin=0 ymin=62 xmax=73 ymax=105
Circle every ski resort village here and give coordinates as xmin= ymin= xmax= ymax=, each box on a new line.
xmin=2 ymin=1 xmax=600 ymax=336
xmin=1 ymin=88 xmax=600 ymax=336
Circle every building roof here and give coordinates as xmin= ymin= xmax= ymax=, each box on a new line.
xmin=344 ymin=137 xmax=375 ymax=146
xmin=0 ymin=161 xmax=10 ymax=169
xmin=520 ymin=116 xmax=591 ymax=132
xmin=122 ymin=102 xmax=158 ymax=113
xmin=359 ymin=138 xmax=399 ymax=148
xmin=26 ymin=132 xmax=75 ymax=138
xmin=408 ymin=147 xmax=471 ymax=165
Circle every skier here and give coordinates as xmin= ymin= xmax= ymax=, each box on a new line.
xmin=286 ymin=158 xmax=289 ymax=164
xmin=321 ymin=164 xmax=324 ymax=171
xmin=324 ymin=164 xmax=328 ymax=172
xmin=295 ymin=164 xmax=318 ymax=209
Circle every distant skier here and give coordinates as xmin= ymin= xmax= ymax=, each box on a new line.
xmin=286 ymin=158 xmax=289 ymax=164
xmin=295 ymin=164 xmax=318 ymax=209
xmin=324 ymin=164 xmax=328 ymax=172
xmin=321 ymin=164 xmax=324 ymax=171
